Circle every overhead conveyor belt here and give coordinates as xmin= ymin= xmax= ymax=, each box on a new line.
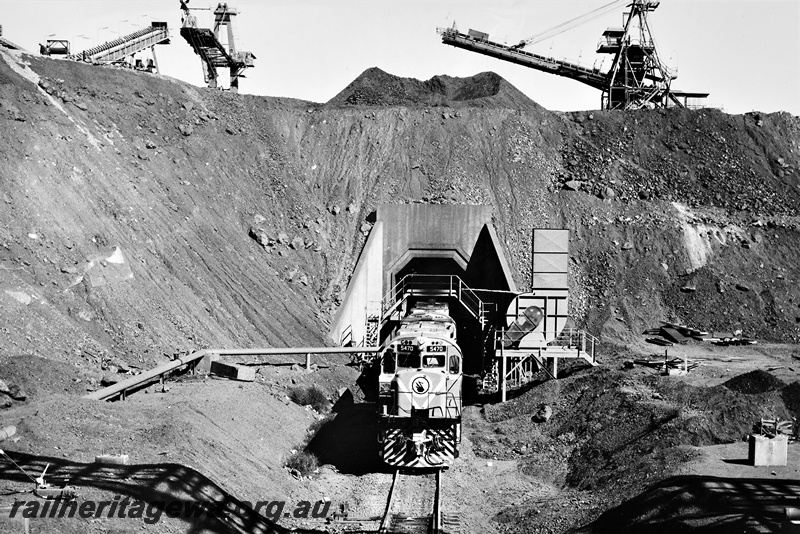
xmin=438 ymin=27 xmax=608 ymax=91
xmin=68 ymin=23 xmax=170 ymax=67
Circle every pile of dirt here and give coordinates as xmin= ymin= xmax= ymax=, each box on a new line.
xmin=783 ymin=381 xmax=800 ymax=414
xmin=1 ymin=49 xmax=799 ymax=368
xmin=558 ymin=108 xmax=800 ymax=215
xmin=473 ymin=364 xmax=800 ymax=533
xmin=0 ymin=354 xmax=88 ymax=402
xmin=327 ymin=67 xmax=540 ymax=110
xmin=722 ymin=369 xmax=786 ymax=394
xmin=0 ymin=364 xmax=348 ymax=533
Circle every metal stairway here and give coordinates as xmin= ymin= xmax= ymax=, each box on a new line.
xmin=495 ymin=327 xmax=598 ymax=398
xmin=365 ymin=314 xmax=380 ymax=347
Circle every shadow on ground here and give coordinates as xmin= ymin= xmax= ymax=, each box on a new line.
xmin=306 ymin=389 xmax=386 ymax=476
xmin=572 ymin=475 xmax=800 ymax=534
xmin=0 ymin=452 xmax=287 ymax=533
xmin=475 ymin=360 xmax=594 ymax=406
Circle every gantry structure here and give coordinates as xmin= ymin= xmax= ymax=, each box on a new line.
xmin=180 ymin=2 xmax=255 ymax=92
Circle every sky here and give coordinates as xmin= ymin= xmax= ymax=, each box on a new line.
xmin=1 ymin=0 xmax=798 ymax=115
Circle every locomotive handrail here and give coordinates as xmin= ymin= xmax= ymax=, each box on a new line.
xmin=396 ymin=390 xmax=460 ymax=419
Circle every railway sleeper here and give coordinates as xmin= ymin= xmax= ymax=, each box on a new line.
xmin=439 ymin=513 xmax=462 ymax=534
xmin=389 ymin=513 xmax=433 ymax=533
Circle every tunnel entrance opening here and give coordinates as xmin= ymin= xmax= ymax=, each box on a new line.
xmin=394 ymin=256 xmax=464 ymax=286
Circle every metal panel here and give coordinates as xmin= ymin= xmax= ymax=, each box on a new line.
xmin=532 ymin=273 xmax=568 ymax=289
xmin=533 ymin=252 xmax=568 ymax=273
xmin=532 ymin=229 xmax=569 ymax=254
xmin=532 ymin=229 xmax=569 ymax=291
xmin=513 ymin=228 xmax=570 ymax=343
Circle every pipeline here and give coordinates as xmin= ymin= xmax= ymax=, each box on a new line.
xmin=84 ymin=347 xmax=381 ymax=402
xmin=0 ymin=426 xmax=15 ymax=442
xmin=84 ymin=350 xmax=210 ymax=401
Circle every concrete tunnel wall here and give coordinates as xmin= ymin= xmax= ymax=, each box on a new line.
xmin=329 ymin=205 xmax=517 ymax=345
xmin=330 ymin=221 xmax=384 ymax=346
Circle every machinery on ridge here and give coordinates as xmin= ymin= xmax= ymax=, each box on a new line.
xmin=179 ymin=1 xmax=255 ymax=92
xmin=65 ymin=22 xmax=171 ymax=73
xmin=438 ymin=0 xmax=708 ymax=110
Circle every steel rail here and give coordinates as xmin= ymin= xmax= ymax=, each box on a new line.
xmin=433 ymin=469 xmax=442 ymax=534
xmin=379 ymin=470 xmax=401 ymax=534
xmin=380 ymin=469 xmax=443 ymax=534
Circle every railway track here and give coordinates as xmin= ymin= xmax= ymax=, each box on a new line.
xmin=379 ymin=469 xmax=460 ymax=534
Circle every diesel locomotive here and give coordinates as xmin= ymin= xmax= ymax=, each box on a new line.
xmin=377 ymin=301 xmax=463 ymax=468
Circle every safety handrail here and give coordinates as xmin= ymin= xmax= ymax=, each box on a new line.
xmin=496 ymin=327 xmax=597 ymax=364
xmin=381 ymin=274 xmax=485 ymax=321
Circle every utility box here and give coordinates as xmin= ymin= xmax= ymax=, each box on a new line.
xmin=210 ymin=361 xmax=255 ymax=382
xmin=196 ymin=352 xmax=220 ymax=374
xmin=95 ymin=454 xmax=130 ymax=466
xmin=468 ymin=29 xmax=489 ymax=41
xmin=749 ymin=434 xmax=788 ymax=466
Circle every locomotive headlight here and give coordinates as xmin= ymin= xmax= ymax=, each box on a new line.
xmin=379 ymin=382 xmax=392 ymax=396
